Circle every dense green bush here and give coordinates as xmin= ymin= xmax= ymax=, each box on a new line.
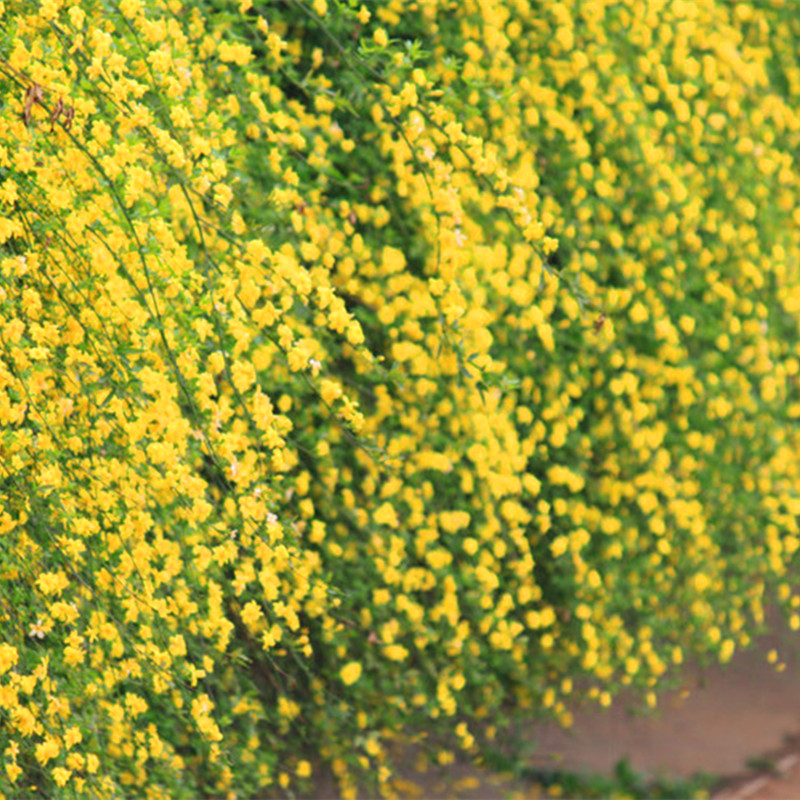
xmin=2 ymin=0 xmax=800 ymax=796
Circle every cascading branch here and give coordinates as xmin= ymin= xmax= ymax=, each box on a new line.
xmin=1 ymin=0 xmax=800 ymax=797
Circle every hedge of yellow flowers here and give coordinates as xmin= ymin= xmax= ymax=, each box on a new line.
xmin=2 ymin=0 xmax=800 ymax=796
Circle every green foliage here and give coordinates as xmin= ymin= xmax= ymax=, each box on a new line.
xmin=1 ymin=0 xmax=800 ymax=796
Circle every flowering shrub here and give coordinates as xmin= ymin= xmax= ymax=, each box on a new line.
xmin=2 ymin=0 xmax=800 ymax=796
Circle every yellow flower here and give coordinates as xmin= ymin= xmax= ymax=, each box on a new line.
xmin=241 ymin=601 xmax=262 ymax=628
xmin=0 ymin=644 xmax=18 ymax=675
xmin=383 ymin=644 xmax=408 ymax=662
xmin=340 ymin=662 xmax=362 ymax=686
xmin=35 ymin=738 xmax=60 ymax=766
xmin=36 ymin=571 xmax=69 ymax=596
xmin=52 ymin=767 xmax=72 ymax=787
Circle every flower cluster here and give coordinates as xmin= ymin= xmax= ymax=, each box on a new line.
xmin=1 ymin=0 xmax=800 ymax=796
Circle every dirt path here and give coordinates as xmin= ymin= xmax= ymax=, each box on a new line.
xmin=307 ymin=614 xmax=800 ymax=798
xmin=526 ymin=615 xmax=800 ymax=783
xmin=383 ymin=613 xmax=800 ymax=799
xmin=714 ymin=747 xmax=800 ymax=800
